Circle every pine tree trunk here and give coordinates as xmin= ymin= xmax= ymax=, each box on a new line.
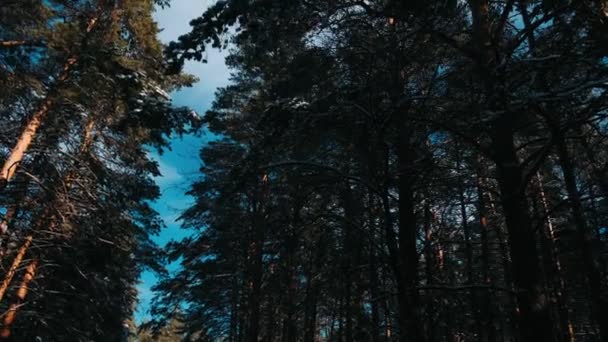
xmin=230 ymin=276 xmax=239 ymax=342
xmin=281 ymin=255 xmax=297 ymax=342
xmin=381 ymin=142 xmax=403 ymax=333
xmin=341 ymin=185 xmax=356 ymax=342
xmin=364 ymin=130 xmax=381 ymax=342
xmin=423 ymin=199 xmax=434 ymax=286
xmin=491 ymin=122 xmax=553 ymax=342
xmin=476 ymin=169 xmax=494 ymax=342
xmin=423 ymin=196 xmax=436 ymax=341
xmin=303 ymin=234 xmax=321 ymax=342
xmin=368 ymin=198 xmax=381 ymax=342
xmin=0 ymin=257 xmax=38 ymax=339
xmin=264 ymin=286 xmax=274 ymax=342
xmin=248 ymin=181 xmax=266 ymax=342
xmin=396 ymin=129 xmax=425 ymax=342
xmin=238 ymin=293 xmax=246 ymax=342
xmin=0 ymin=40 xmax=27 ymax=48
xmin=0 ymin=234 xmax=33 ymax=303
xmin=457 ymin=157 xmax=480 ymax=340
xmin=303 ymin=269 xmax=318 ymax=342
xmin=535 ymin=172 xmax=575 ymax=342
xmin=552 ymin=128 xmax=608 ymax=340
xmin=247 ymin=238 xmax=263 ymax=342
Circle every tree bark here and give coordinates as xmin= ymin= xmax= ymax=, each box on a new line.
xmin=247 ymin=178 xmax=266 ymax=342
xmin=247 ymin=234 xmax=263 ymax=342
xmin=457 ymin=155 xmax=480 ymax=340
xmin=0 ymin=257 xmax=38 ymax=339
xmin=0 ymin=40 xmax=27 ymax=48
xmin=535 ymin=172 xmax=575 ymax=342
xmin=341 ymin=185 xmax=357 ymax=342
xmin=368 ymin=197 xmax=381 ymax=342
xmin=303 ymin=264 xmax=318 ymax=342
xmin=0 ymin=235 xmax=33 ymax=303
xmin=396 ymin=128 xmax=425 ymax=342
xmin=0 ymin=40 xmax=44 ymax=49
xmin=230 ymin=275 xmax=239 ymax=342
xmin=552 ymin=127 xmax=608 ymax=340
xmin=476 ymin=167 xmax=495 ymax=342
xmin=491 ymin=121 xmax=553 ymax=342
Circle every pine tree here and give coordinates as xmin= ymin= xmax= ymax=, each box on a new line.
xmin=151 ymin=1 xmax=608 ymax=341
xmin=0 ymin=0 xmax=194 ymax=339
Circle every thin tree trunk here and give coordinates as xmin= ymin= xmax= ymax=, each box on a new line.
xmin=380 ymin=142 xmax=404 ymax=341
xmin=264 ymin=285 xmax=274 ymax=342
xmin=0 ymin=257 xmax=38 ymax=339
xmin=482 ymin=171 xmax=515 ymax=339
xmin=368 ymin=197 xmax=380 ymax=342
xmin=423 ymin=199 xmax=434 ymax=286
xmin=281 ymin=252 xmax=297 ymax=342
xmin=364 ymin=125 xmax=381 ymax=342
xmin=303 ymin=270 xmax=318 ymax=342
xmin=396 ymin=128 xmax=424 ymax=342
xmin=303 ymin=237 xmax=321 ymax=342
xmin=476 ymin=168 xmax=494 ymax=342
xmin=247 ymin=235 xmax=263 ymax=342
xmin=457 ymin=156 xmax=479 ymax=340
xmin=238 ymin=290 xmax=246 ymax=342
xmin=491 ymin=123 xmax=553 ymax=342
xmin=248 ymin=176 xmax=267 ymax=342
xmin=552 ymin=127 xmax=608 ymax=340
xmin=536 ymin=172 xmax=574 ymax=342
xmin=0 ymin=40 xmax=27 ymax=48
xmin=422 ymin=196 xmax=435 ymax=341
xmin=0 ymin=40 xmax=44 ymax=49
xmin=0 ymin=235 xmax=33 ymax=303
xmin=230 ymin=275 xmax=239 ymax=342
xmin=341 ymin=185 xmax=356 ymax=342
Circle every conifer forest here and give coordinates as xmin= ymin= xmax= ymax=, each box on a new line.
xmin=2 ymin=0 xmax=608 ymax=341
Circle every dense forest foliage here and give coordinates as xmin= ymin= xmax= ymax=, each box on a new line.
xmin=149 ymin=0 xmax=608 ymax=342
xmin=3 ymin=0 xmax=608 ymax=342
xmin=0 ymin=0 xmax=194 ymax=340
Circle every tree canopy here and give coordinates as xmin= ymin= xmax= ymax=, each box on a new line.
xmin=0 ymin=0 xmax=194 ymax=339
xmin=151 ymin=1 xmax=608 ymax=342
xmin=3 ymin=0 xmax=608 ymax=342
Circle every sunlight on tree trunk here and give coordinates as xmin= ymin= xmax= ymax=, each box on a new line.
xmin=0 ymin=258 xmax=38 ymax=339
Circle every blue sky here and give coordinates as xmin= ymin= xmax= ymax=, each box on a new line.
xmin=135 ymin=0 xmax=230 ymax=322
